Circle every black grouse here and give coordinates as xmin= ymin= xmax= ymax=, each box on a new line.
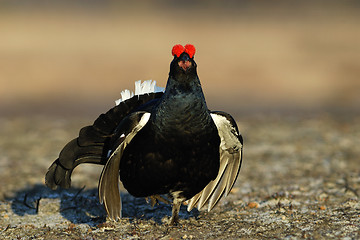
xmin=45 ymin=44 xmax=243 ymax=225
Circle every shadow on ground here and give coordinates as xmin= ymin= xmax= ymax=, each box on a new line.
xmin=8 ymin=184 xmax=199 ymax=226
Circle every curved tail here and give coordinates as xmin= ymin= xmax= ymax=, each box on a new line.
xmin=45 ymin=92 xmax=163 ymax=190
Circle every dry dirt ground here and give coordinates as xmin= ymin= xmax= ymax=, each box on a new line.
xmin=0 ymin=112 xmax=359 ymax=239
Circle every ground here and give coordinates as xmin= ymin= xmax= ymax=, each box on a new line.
xmin=0 ymin=112 xmax=359 ymax=239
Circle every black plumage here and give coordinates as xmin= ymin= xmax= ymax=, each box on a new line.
xmin=45 ymin=44 xmax=243 ymax=225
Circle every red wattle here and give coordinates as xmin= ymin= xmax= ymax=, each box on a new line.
xmin=184 ymin=44 xmax=196 ymax=58
xmin=172 ymin=44 xmax=196 ymax=58
xmin=172 ymin=44 xmax=185 ymax=57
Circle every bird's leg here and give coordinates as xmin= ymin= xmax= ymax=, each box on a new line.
xmin=170 ymin=197 xmax=184 ymax=225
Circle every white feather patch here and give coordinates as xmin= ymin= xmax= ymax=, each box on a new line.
xmin=115 ymin=80 xmax=164 ymax=105
xmin=210 ymin=114 xmax=240 ymax=152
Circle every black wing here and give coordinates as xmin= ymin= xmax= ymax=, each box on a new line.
xmin=187 ymin=111 xmax=243 ymax=212
xmin=98 ymin=111 xmax=151 ymax=221
xmin=45 ymin=92 xmax=163 ymax=190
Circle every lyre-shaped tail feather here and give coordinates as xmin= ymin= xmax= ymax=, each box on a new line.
xmin=45 ymin=92 xmax=163 ymax=190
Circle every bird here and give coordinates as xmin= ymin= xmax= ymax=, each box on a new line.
xmin=45 ymin=44 xmax=243 ymax=225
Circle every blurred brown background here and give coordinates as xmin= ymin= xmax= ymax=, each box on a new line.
xmin=1 ymin=0 xmax=359 ymax=117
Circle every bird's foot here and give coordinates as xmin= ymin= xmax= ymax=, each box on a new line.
xmin=145 ymin=195 xmax=170 ymax=207
xmin=169 ymin=214 xmax=179 ymax=226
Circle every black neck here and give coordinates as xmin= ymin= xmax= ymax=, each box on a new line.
xmin=151 ymin=75 xmax=212 ymax=136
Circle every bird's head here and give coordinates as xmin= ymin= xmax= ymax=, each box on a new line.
xmin=169 ymin=44 xmax=197 ymax=79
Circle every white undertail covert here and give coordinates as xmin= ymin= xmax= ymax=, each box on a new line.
xmin=115 ymin=80 xmax=165 ymax=105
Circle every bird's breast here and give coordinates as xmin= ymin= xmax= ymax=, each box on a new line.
xmin=152 ymin=95 xmax=214 ymax=137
